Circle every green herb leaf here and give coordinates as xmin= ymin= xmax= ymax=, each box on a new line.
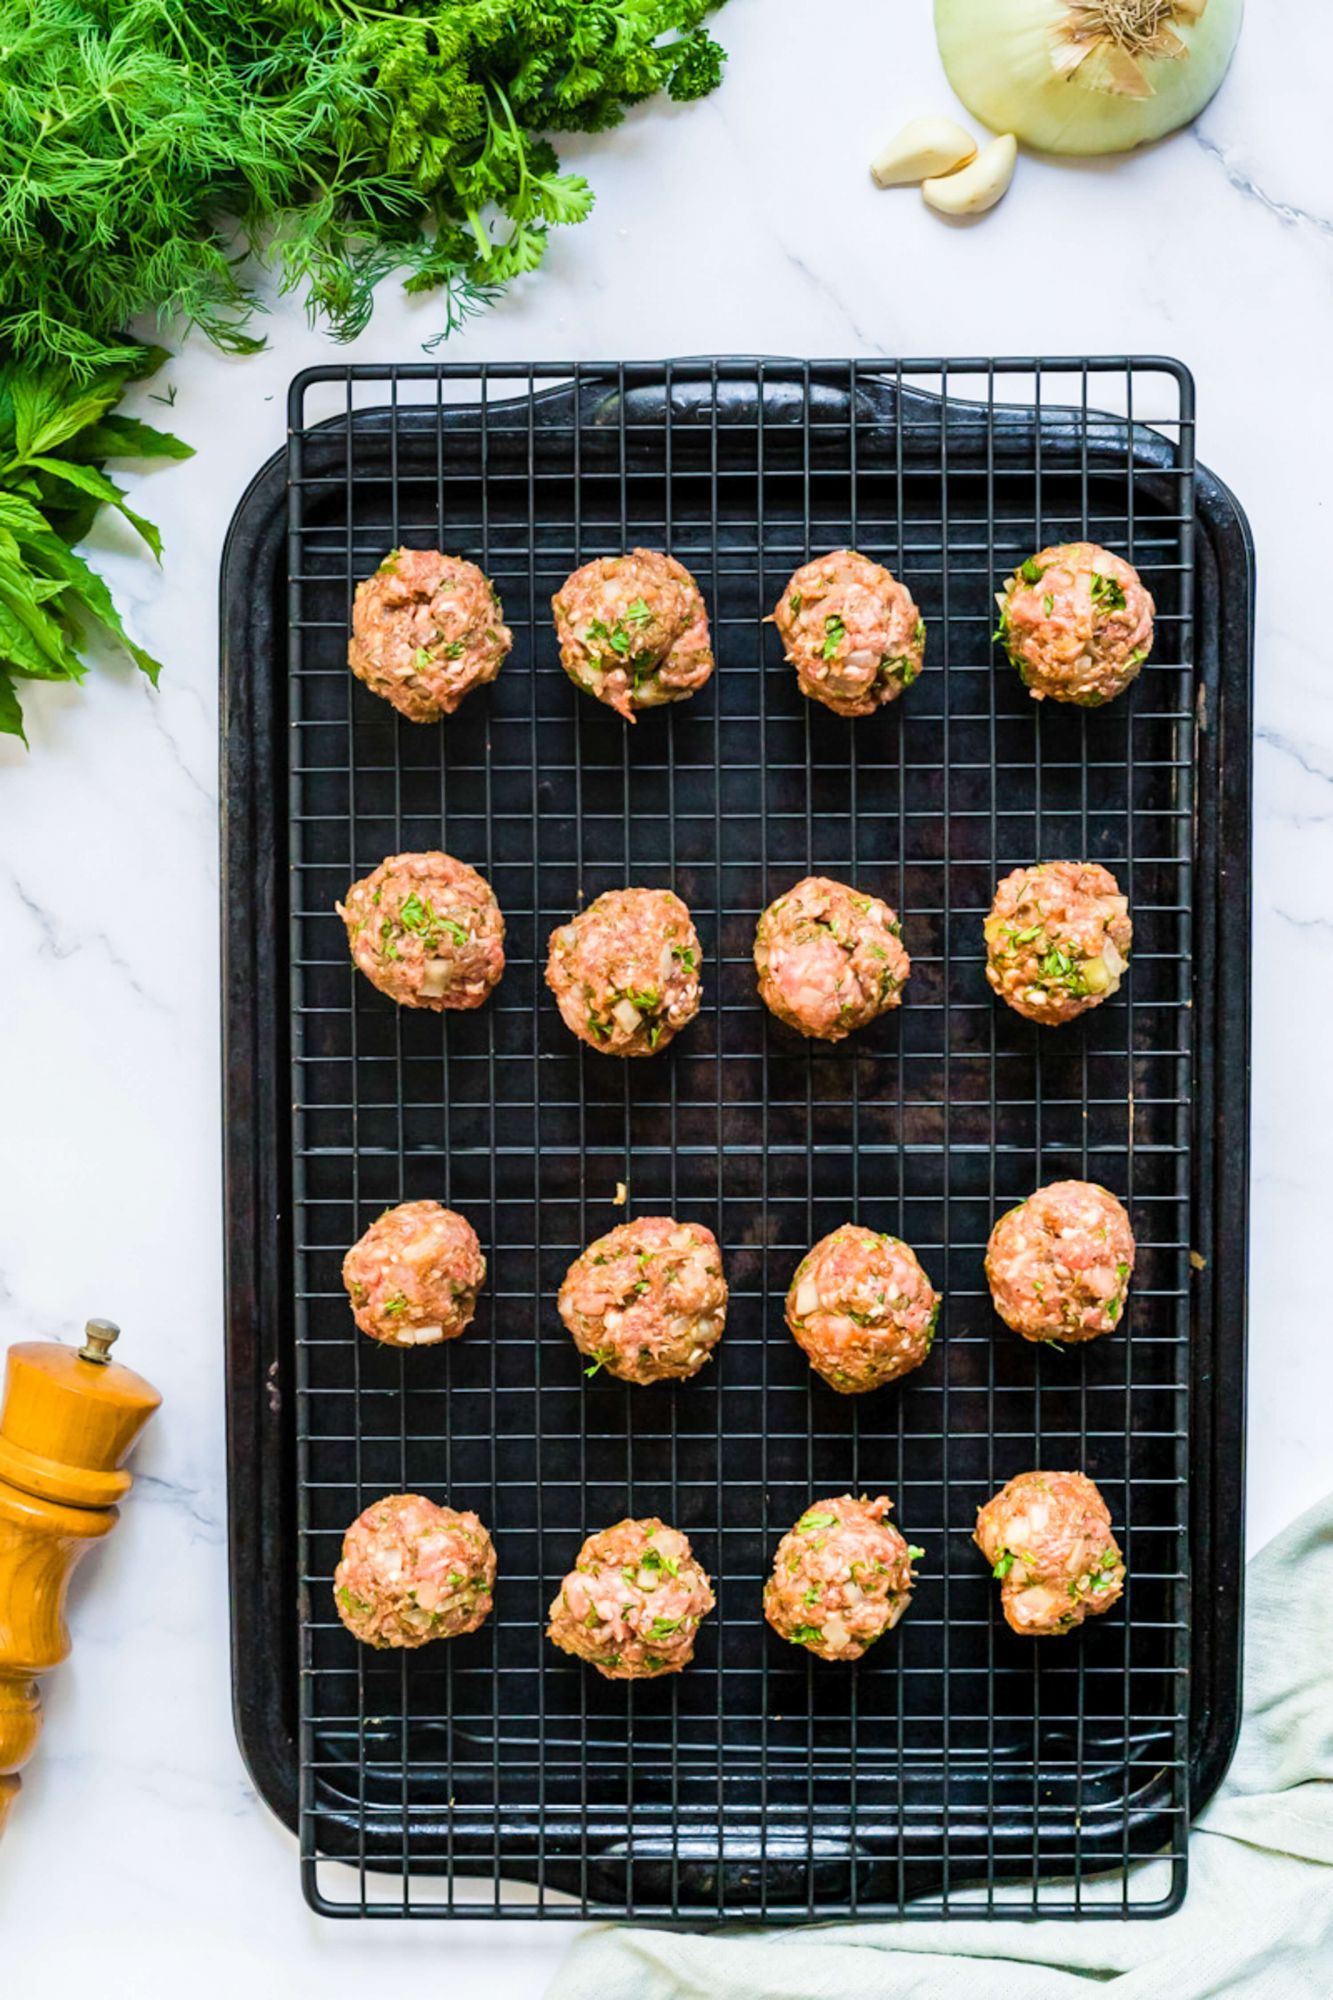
xmin=1090 ymin=570 xmax=1128 ymax=613
xmin=27 ymin=457 xmax=162 ymax=560
xmin=0 ymin=4 xmax=729 ymax=376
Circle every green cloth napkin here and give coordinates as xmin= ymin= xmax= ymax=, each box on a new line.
xmin=550 ymin=1492 xmax=1333 ymax=1999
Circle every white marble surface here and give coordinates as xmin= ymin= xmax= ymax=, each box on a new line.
xmin=0 ymin=1 xmax=1328 ymax=1991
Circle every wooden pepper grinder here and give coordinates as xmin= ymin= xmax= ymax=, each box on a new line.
xmin=0 ymin=1319 xmax=161 ymax=1833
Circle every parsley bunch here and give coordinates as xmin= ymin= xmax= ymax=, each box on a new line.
xmin=0 ymin=349 xmax=190 ymax=741
xmin=0 ymin=0 xmax=729 ymax=374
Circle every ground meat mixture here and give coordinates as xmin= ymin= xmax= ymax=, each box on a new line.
xmin=986 ymin=1181 xmax=1135 ymax=1344
xmin=348 ymin=548 xmax=511 ymax=722
xmin=785 ymin=1225 xmax=940 ymax=1393
xmin=984 ymin=861 xmax=1132 ymax=1026
xmin=559 ymin=1216 xmax=727 ymax=1385
xmin=764 ymin=1494 xmax=919 ymax=1662
xmin=996 ymin=542 xmax=1154 ymax=707
xmin=975 ymin=1471 xmax=1125 ymax=1638
xmin=546 ymin=887 xmax=702 ymax=1056
xmin=772 ymin=550 xmax=926 ymax=717
xmin=547 ymin=1517 xmax=714 ymax=1680
xmin=342 ymin=1200 xmax=486 ymax=1348
xmin=333 ymin=1493 xmax=497 ymax=1649
xmin=552 ymin=549 xmax=714 ymax=721
xmin=754 ymin=876 xmax=910 ymax=1041
xmin=338 ymin=850 xmax=505 ymax=1011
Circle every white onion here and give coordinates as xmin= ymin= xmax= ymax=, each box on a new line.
xmin=934 ymin=0 xmax=1243 ymax=155
xmin=793 ymin=1278 xmax=821 ymax=1319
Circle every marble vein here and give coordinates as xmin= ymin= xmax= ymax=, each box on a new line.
xmin=1194 ymin=132 xmax=1333 ymax=241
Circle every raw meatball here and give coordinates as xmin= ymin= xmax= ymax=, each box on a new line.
xmin=349 ymin=548 xmax=511 ymax=722
xmin=764 ymin=1494 xmax=919 ymax=1661
xmin=547 ymin=1518 xmax=714 ymax=1680
xmin=342 ymin=1200 xmax=486 ymax=1347
xmin=333 ymin=1493 xmax=496 ymax=1649
xmin=546 ymin=887 xmax=702 ymax=1056
xmin=986 ymin=1181 xmax=1135 ymax=1344
xmin=996 ymin=542 xmax=1153 ymax=707
xmin=773 ymin=550 xmax=925 ymax=717
xmin=754 ymin=877 xmax=910 ymax=1041
xmin=785 ymin=1225 xmax=940 ymax=1393
xmin=559 ymin=1216 xmax=727 ymax=1385
xmin=975 ymin=1471 xmax=1125 ymax=1638
xmin=984 ymin=861 xmax=1131 ymax=1026
xmin=552 ymin=549 xmax=713 ymax=721
xmin=338 ymin=850 xmax=505 ymax=1011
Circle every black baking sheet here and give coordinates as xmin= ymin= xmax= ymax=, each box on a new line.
xmin=222 ymin=358 xmax=1251 ymax=1920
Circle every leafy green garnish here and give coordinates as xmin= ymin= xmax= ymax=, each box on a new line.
xmin=798 ymin=1511 xmax=837 ymax=1534
xmin=992 ymin=1551 xmax=1015 ymax=1580
xmin=1019 ymin=557 xmax=1044 ymax=585
xmin=624 ymin=598 xmax=653 ymax=626
xmin=0 ymin=0 xmax=730 ymax=377
xmin=880 ymin=652 xmax=919 ymax=686
xmin=820 ymin=614 xmax=845 ymax=660
xmin=637 ymin=1546 xmax=679 ymax=1579
xmin=906 ymin=1545 xmax=925 ymax=1562
xmin=789 ymin=1624 xmax=824 ymax=1646
xmin=1090 ymin=571 xmax=1128 ymax=613
xmin=0 ymin=349 xmax=188 ymax=741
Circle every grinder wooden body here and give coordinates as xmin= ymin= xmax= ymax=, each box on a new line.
xmin=0 ymin=1322 xmax=160 ymax=1833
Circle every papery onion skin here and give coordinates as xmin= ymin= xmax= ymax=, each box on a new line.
xmin=934 ymin=0 xmax=1244 ymax=156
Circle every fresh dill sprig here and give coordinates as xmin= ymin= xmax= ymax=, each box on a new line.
xmin=0 ymin=0 xmax=730 ymax=375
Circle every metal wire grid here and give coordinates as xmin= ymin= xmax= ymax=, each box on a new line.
xmin=285 ymin=357 xmax=1196 ymax=1920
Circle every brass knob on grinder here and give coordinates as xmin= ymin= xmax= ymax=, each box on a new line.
xmin=0 ymin=1319 xmax=161 ymax=1835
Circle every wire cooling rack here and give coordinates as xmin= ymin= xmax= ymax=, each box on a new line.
xmin=248 ymin=356 xmax=1250 ymax=1919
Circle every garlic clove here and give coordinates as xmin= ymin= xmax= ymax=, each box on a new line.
xmin=922 ymin=133 xmax=1018 ymax=216
xmin=870 ymin=115 xmax=977 ymax=187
